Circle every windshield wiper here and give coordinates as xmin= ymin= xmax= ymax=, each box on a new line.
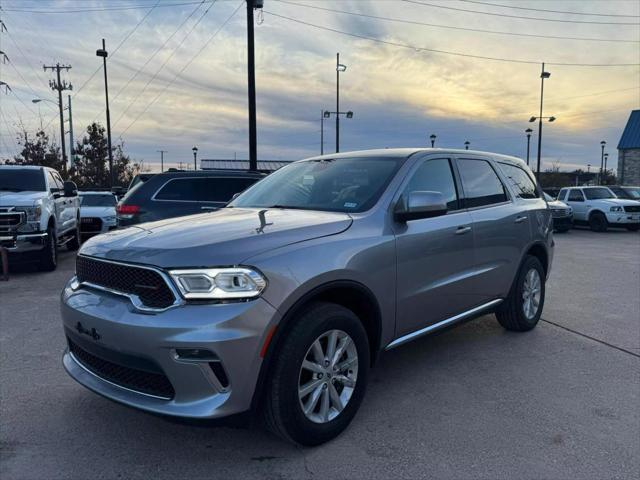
xmin=263 ymin=205 xmax=308 ymax=210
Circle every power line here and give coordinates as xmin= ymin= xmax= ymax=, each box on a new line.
xmin=93 ymin=0 xmax=205 ymax=123
xmin=119 ymin=1 xmax=243 ymax=138
xmin=1 ymin=1 xmax=213 ymax=14
xmin=112 ymin=0 xmax=215 ymax=129
xmin=459 ymin=0 xmax=640 ymax=18
xmin=273 ymin=0 xmax=639 ymax=44
xmin=401 ymin=0 xmax=640 ymax=25
xmin=263 ymin=11 xmax=640 ymax=67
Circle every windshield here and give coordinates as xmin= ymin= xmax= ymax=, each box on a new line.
xmin=584 ymin=187 xmax=615 ymax=200
xmin=622 ymin=187 xmax=640 ymax=199
xmin=0 ymin=169 xmax=46 ymax=192
xmin=543 ymin=193 xmax=555 ymax=202
xmin=80 ymin=194 xmax=117 ymax=207
xmin=229 ymin=157 xmax=404 ymax=213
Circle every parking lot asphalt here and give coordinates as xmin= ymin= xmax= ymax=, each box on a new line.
xmin=1 ymin=229 xmax=639 ymax=480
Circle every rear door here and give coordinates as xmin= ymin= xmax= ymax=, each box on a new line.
xmin=454 ymin=156 xmax=528 ymax=303
xmin=393 ymin=156 xmax=476 ymax=336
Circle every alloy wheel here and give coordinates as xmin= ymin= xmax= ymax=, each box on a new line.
xmin=522 ymin=268 xmax=541 ymax=320
xmin=298 ymin=329 xmax=359 ymax=424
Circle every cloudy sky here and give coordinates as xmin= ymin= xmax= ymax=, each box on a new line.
xmin=0 ymin=0 xmax=638 ymax=172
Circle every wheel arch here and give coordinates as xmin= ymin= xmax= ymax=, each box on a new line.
xmin=250 ymin=280 xmax=383 ymax=412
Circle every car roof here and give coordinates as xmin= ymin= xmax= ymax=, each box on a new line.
xmin=303 ymin=148 xmax=525 ymax=165
xmin=0 ymin=165 xmax=44 ymax=170
xmin=153 ymin=169 xmax=265 ymax=178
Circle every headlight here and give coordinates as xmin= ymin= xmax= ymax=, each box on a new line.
xmin=610 ymin=206 xmax=623 ymax=212
xmin=169 ymin=267 xmax=267 ymax=300
xmin=104 ymin=215 xmax=116 ymax=223
xmin=15 ymin=205 xmax=42 ymax=222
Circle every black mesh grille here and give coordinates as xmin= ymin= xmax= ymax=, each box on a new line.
xmin=80 ymin=217 xmax=103 ymax=231
xmin=76 ymin=256 xmax=176 ymax=309
xmin=68 ymin=338 xmax=175 ymax=399
xmin=624 ymin=205 xmax=640 ymax=213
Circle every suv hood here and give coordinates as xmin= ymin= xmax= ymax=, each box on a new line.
xmin=591 ymin=198 xmax=640 ymax=206
xmin=547 ymin=199 xmax=569 ymax=209
xmin=80 ymin=207 xmax=353 ymax=268
xmin=0 ymin=191 xmax=46 ymax=206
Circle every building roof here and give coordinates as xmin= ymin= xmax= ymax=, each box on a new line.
xmin=200 ymin=159 xmax=291 ymax=172
xmin=618 ymin=110 xmax=640 ymax=150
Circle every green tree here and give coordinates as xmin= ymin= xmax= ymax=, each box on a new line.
xmin=3 ymin=128 xmax=65 ymax=173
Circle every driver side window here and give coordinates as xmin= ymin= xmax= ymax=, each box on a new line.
xmin=403 ymin=158 xmax=459 ymax=211
xmin=568 ymin=189 xmax=584 ymax=202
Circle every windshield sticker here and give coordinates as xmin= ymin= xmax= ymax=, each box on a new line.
xmin=344 ymin=202 xmax=358 ymax=208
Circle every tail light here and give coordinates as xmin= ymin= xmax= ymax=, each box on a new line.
xmin=116 ymin=204 xmax=140 ymax=218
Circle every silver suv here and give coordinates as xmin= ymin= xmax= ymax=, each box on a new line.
xmin=60 ymin=149 xmax=553 ymax=445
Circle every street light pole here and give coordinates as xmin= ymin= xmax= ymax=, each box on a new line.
xmin=464 ymin=141 xmax=470 ymax=150
xmin=599 ymin=140 xmax=606 ymax=185
xmin=525 ymin=128 xmax=533 ymax=166
xmin=67 ymin=95 xmax=75 ymax=168
xmin=430 ymin=134 xmax=436 ymax=148
xmin=604 ymin=153 xmax=609 ymax=177
xmin=157 ymin=150 xmax=167 ymax=172
xmin=246 ymin=0 xmax=261 ymax=172
xmin=335 ymin=53 xmax=347 ymax=153
xmin=192 ymin=146 xmax=198 ymax=171
xmin=320 ymin=110 xmax=324 ymax=155
xmin=96 ymin=39 xmax=114 ymax=188
xmin=535 ymin=63 xmax=550 ymax=180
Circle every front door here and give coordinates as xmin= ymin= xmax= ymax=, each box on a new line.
xmin=566 ymin=189 xmax=587 ymax=221
xmin=393 ymin=157 xmax=476 ymax=337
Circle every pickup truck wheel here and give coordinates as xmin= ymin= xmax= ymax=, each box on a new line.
xmin=589 ymin=212 xmax=608 ymax=232
xmin=38 ymin=225 xmax=58 ymax=271
xmin=263 ymin=302 xmax=369 ymax=446
xmin=626 ymin=224 xmax=640 ymax=232
xmin=495 ymin=255 xmax=545 ymax=332
xmin=67 ymin=227 xmax=81 ymax=251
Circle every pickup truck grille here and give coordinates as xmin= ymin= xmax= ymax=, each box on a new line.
xmin=76 ymin=256 xmax=177 ymax=309
xmin=551 ymin=208 xmax=571 ymax=218
xmin=0 ymin=211 xmax=24 ymax=233
xmin=623 ymin=205 xmax=640 ymax=213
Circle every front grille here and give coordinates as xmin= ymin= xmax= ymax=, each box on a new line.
xmin=0 ymin=212 xmax=23 ymax=233
xmin=551 ymin=208 xmax=571 ymax=218
xmin=624 ymin=205 xmax=640 ymax=213
xmin=68 ymin=338 xmax=175 ymax=399
xmin=76 ymin=256 xmax=177 ymax=309
xmin=80 ymin=217 xmax=103 ymax=231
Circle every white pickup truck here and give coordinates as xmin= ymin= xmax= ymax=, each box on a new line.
xmin=558 ymin=186 xmax=640 ymax=232
xmin=0 ymin=165 xmax=81 ymax=271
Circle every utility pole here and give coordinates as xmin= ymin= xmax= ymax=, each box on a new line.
xmin=157 ymin=150 xmax=167 ymax=172
xmin=246 ymin=0 xmax=263 ymax=172
xmin=67 ymin=95 xmax=75 ymax=168
xmin=96 ymin=39 xmax=114 ymax=187
xmin=43 ymin=63 xmax=72 ymax=172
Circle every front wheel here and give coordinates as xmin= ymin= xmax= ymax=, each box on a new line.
xmin=589 ymin=212 xmax=608 ymax=232
xmin=263 ymin=302 xmax=370 ymax=446
xmin=38 ymin=225 xmax=58 ymax=271
xmin=496 ymin=255 xmax=545 ymax=332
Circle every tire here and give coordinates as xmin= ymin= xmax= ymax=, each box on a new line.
xmin=67 ymin=227 xmax=81 ymax=251
xmin=589 ymin=212 xmax=608 ymax=232
xmin=496 ymin=255 xmax=545 ymax=332
xmin=263 ymin=302 xmax=370 ymax=446
xmin=38 ymin=224 xmax=58 ymax=271
xmin=625 ymin=224 xmax=640 ymax=232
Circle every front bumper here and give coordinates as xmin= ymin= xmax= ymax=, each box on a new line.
xmin=61 ymin=279 xmax=280 ymax=419
xmin=552 ymin=215 xmax=573 ymax=230
xmin=605 ymin=212 xmax=640 ymax=225
xmin=0 ymin=232 xmax=48 ymax=253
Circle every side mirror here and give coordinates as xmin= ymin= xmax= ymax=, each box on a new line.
xmin=395 ymin=191 xmax=448 ymax=222
xmin=63 ymin=181 xmax=78 ymax=197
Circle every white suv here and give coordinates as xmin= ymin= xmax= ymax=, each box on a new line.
xmin=558 ymin=186 xmax=640 ymax=232
xmin=0 ymin=165 xmax=81 ymax=270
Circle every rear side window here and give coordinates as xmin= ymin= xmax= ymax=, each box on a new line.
xmin=568 ymin=190 xmax=584 ymax=201
xmin=457 ymin=159 xmax=508 ymax=208
xmin=403 ymin=158 xmax=459 ymax=210
xmin=498 ymin=163 xmax=538 ymax=199
xmin=154 ymin=177 xmax=258 ymax=202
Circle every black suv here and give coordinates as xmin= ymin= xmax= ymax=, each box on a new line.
xmin=117 ymin=170 xmax=265 ymax=226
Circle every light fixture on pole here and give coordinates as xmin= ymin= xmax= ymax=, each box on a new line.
xmin=604 ymin=152 xmax=609 ymax=176
xmin=430 ymin=134 xmax=436 ymax=148
xmin=464 ymin=141 xmax=470 ymax=150
xmin=525 ymin=128 xmax=533 ymax=166
xmin=324 ymin=107 xmax=353 ymax=153
xmin=192 ymin=146 xmax=198 ymax=171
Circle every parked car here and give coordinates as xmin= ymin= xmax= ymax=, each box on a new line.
xmin=607 ymin=185 xmax=640 ymax=201
xmin=116 ymin=170 xmax=264 ymax=226
xmin=543 ymin=192 xmax=573 ymax=232
xmin=126 ymin=173 xmax=155 ymax=193
xmin=78 ymin=191 xmax=118 ymax=238
xmin=558 ymin=186 xmax=640 ymax=232
xmin=0 ymin=165 xmax=80 ymax=270
xmin=61 ymin=149 xmax=553 ymax=445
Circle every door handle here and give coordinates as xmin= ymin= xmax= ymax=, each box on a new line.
xmin=515 ymin=215 xmax=528 ymax=223
xmin=455 ymin=226 xmax=471 ymax=235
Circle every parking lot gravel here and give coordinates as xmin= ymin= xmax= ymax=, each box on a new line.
xmin=1 ymin=229 xmax=639 ymax=480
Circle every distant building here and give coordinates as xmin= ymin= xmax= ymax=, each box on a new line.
xmin=617 ymin=110 xmax=640 ymax=185
xmin=200 ymin=159 xmax=290 ymax=173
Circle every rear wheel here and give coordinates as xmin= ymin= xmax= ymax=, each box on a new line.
xmin=263 ymin=302 xmax=369 ymax=446
xmin=38 ymin=224 xmax=57 ymax=271
xmin=496 ymin=255 xmax=545 ymax=332
xmin=589 ymin=212 xmax=608 ymax=232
